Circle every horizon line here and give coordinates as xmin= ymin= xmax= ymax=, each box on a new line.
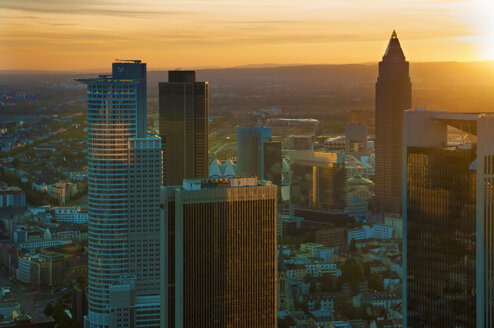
xmin=2 ymin=60 xmax=494 ymax=74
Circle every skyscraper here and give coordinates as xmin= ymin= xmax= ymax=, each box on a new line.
xmin=264 ymin=138 xmax=282 ymax=187
xmin=237 ymin=126 xmax=272 ymax=179
xmin=160 ymin=177 xmax=277 ymax=327
xmin=159 ymin=71 xmax=209 ymax=186
xmin=375 ymin=31 xmax=412 ymax=215
xmin=289 ymin=151 xmax=347 ymax=221
xmin=77 ymin=61 xmax=162 ymax=328
xmin=403 ymin=109 xmax=494 ymax=327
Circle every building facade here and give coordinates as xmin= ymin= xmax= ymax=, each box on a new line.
xmin=289 ymin=151 xmax=347 ymax=218
xmin=0 ymin=186 xmax=26 ymax=208
xmin=375 ymin=31 xmax=412 ymax=215
xmin=77 ymin=61 xmax=161 ymax=328
xmin=402 ymin=109 xmax=494 ymax=327
xmin=159 ymin=71 xmax=209 ymax=186
xmin=237 ymin=127 xmax=272 ymax=180
xmin=52 ymin=207 xmax=88 ymax=224
xmin=160 ymin=178 xmax=277 ymax=327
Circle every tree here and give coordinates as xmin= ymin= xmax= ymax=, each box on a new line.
xmin=319 ymin=273 xmax=334 ymax=292
xmin=43 ymin=303 xmax=54 ymax=316
xmin=309 ymin=280 xmax=317 ymax=294
xmin=278 ymin=316 xmax=296 ymax=328
xmin=1 ymin=171 xmax=17 ymax=185
xmin=350 ymin=238 xmax=357 ymax=253
xmin=363 ymin=262 xmax=371 ymax=279
xmin=341 ymin=258 xmax=364 ymax=284
xmin=368 ymin=273 xmax=384 ymax=292
xmin=295 ymin=299 xmax=309 ymax=313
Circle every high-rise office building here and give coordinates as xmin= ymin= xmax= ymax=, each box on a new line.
xmin=289 ymin=151 xmax=347 ymax=220
xmin=159 ymin=71 xmax=209 ymax=186
xmin=237 ymin=126 xmax=272 ymax=179
xmin=403 ymin=109 xmax=494 ymax=327
xmin=345 ymin=110 xmax=367 ymax=158
xmin=77 ymin=61 xmax=161 ymax=328
xmin=375 ymin=31 xmax=412 ymax=215
xmin=264 ymin=139 xmax=282 ymax=187
xmin=160 ymin=178 xmax=277 ymax=327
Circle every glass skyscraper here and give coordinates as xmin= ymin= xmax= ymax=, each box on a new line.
xmin=403 ymin=109 xmax=494 ymax=327
xmin=158 ymin=71 xmax=209 ymax=186
xmin=77 ymin=61 xmax=161 ymax=328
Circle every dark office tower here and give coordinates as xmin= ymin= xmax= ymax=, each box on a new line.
xmin=402 ymin=109 xmax=494 ymax=327
xmin=263 ymin=139 xmax=282 ymax=186
xmin=159 ymin=71 xmax=209 ymax=185
xmin=160 ymin=178 xmax=277 ymax=327
xmin=375 ymin=31 xmax=411 ymax=215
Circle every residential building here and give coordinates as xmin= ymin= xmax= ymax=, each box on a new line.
xmin=375 ymin=30 xmax=412 ymax=215
xmin=347 ymin=224 xmax=393 ymax=245
xmin=52 ymin=207 xmax=88 ymax=224
xmin=161 ymin=177 xmax=277 ymax=327
xmin=305 ymin=263 xmax=341 ymax=277
xmin=315 ymin=228 xmax=346 ymax=249
xmin=159 ymin=70 xmax=209 ymax=185
xmin=16 ymin=253 xmax=65 ymax=286
xmin=0 ymin=185 xmax=26 ymax=208
xmin=300 ymin=242 xmax=324 ymax=255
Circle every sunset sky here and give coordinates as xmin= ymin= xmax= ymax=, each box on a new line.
xmin=1 ymin=0 xmax=493 ymax=71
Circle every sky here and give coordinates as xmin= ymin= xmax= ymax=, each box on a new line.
xmin=1 ymin=0 xmax=493 ymax=71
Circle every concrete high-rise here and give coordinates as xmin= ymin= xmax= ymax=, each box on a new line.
xmin=403 ymin=109 xmax=494 ymax=327
xmin=77 ymin=61 xmax=162 ymax=328
xmin=375 ymin=31 xmax=412 ymax=215
xmin=160 ymin=178 xmax=277 ymax=327
xmin=159 ymin=71 xmax=209 ymax=186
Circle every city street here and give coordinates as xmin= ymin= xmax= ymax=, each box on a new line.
xmin=0 ymin=270 xmax=61 ymax=320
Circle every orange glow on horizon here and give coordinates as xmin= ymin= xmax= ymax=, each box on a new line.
xmin=0 ymin=0 xmax=490 ymax=71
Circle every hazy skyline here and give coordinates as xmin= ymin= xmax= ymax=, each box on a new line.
xmin=1 ymin=0 xmax=494 ymax=71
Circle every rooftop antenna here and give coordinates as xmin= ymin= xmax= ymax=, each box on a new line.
xmin=115 ymin=59 xmax=142 ymax=63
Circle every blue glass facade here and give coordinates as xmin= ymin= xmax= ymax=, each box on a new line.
xmin=77 ymin=61 xmax=151 ymax=327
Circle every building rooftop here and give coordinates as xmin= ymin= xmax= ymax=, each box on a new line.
xmin=180 ymin=177 xmax=270 ymax=191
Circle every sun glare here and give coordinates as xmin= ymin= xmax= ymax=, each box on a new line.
xmin=471 ymin=0 xmax=494 ymax=59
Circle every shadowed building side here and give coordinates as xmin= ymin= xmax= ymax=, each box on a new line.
xmin=159 ymin=71 xmax=209 ymax=186
xmin=375 ymin=31 xmax=412 ymax=215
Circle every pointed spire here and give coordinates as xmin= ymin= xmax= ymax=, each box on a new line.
xmin=383 ymin=30 xmax=405 ymax=61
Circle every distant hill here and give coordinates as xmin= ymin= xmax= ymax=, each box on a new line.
xmin=2 ymin=61 xmax=494 ymax=115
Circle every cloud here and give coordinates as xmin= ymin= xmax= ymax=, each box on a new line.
xmin=0 ymin=0 xmax=182 ymax=18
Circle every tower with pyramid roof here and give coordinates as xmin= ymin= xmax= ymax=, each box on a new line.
xmin=374 ymin=30 xmax=412 ymax=215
